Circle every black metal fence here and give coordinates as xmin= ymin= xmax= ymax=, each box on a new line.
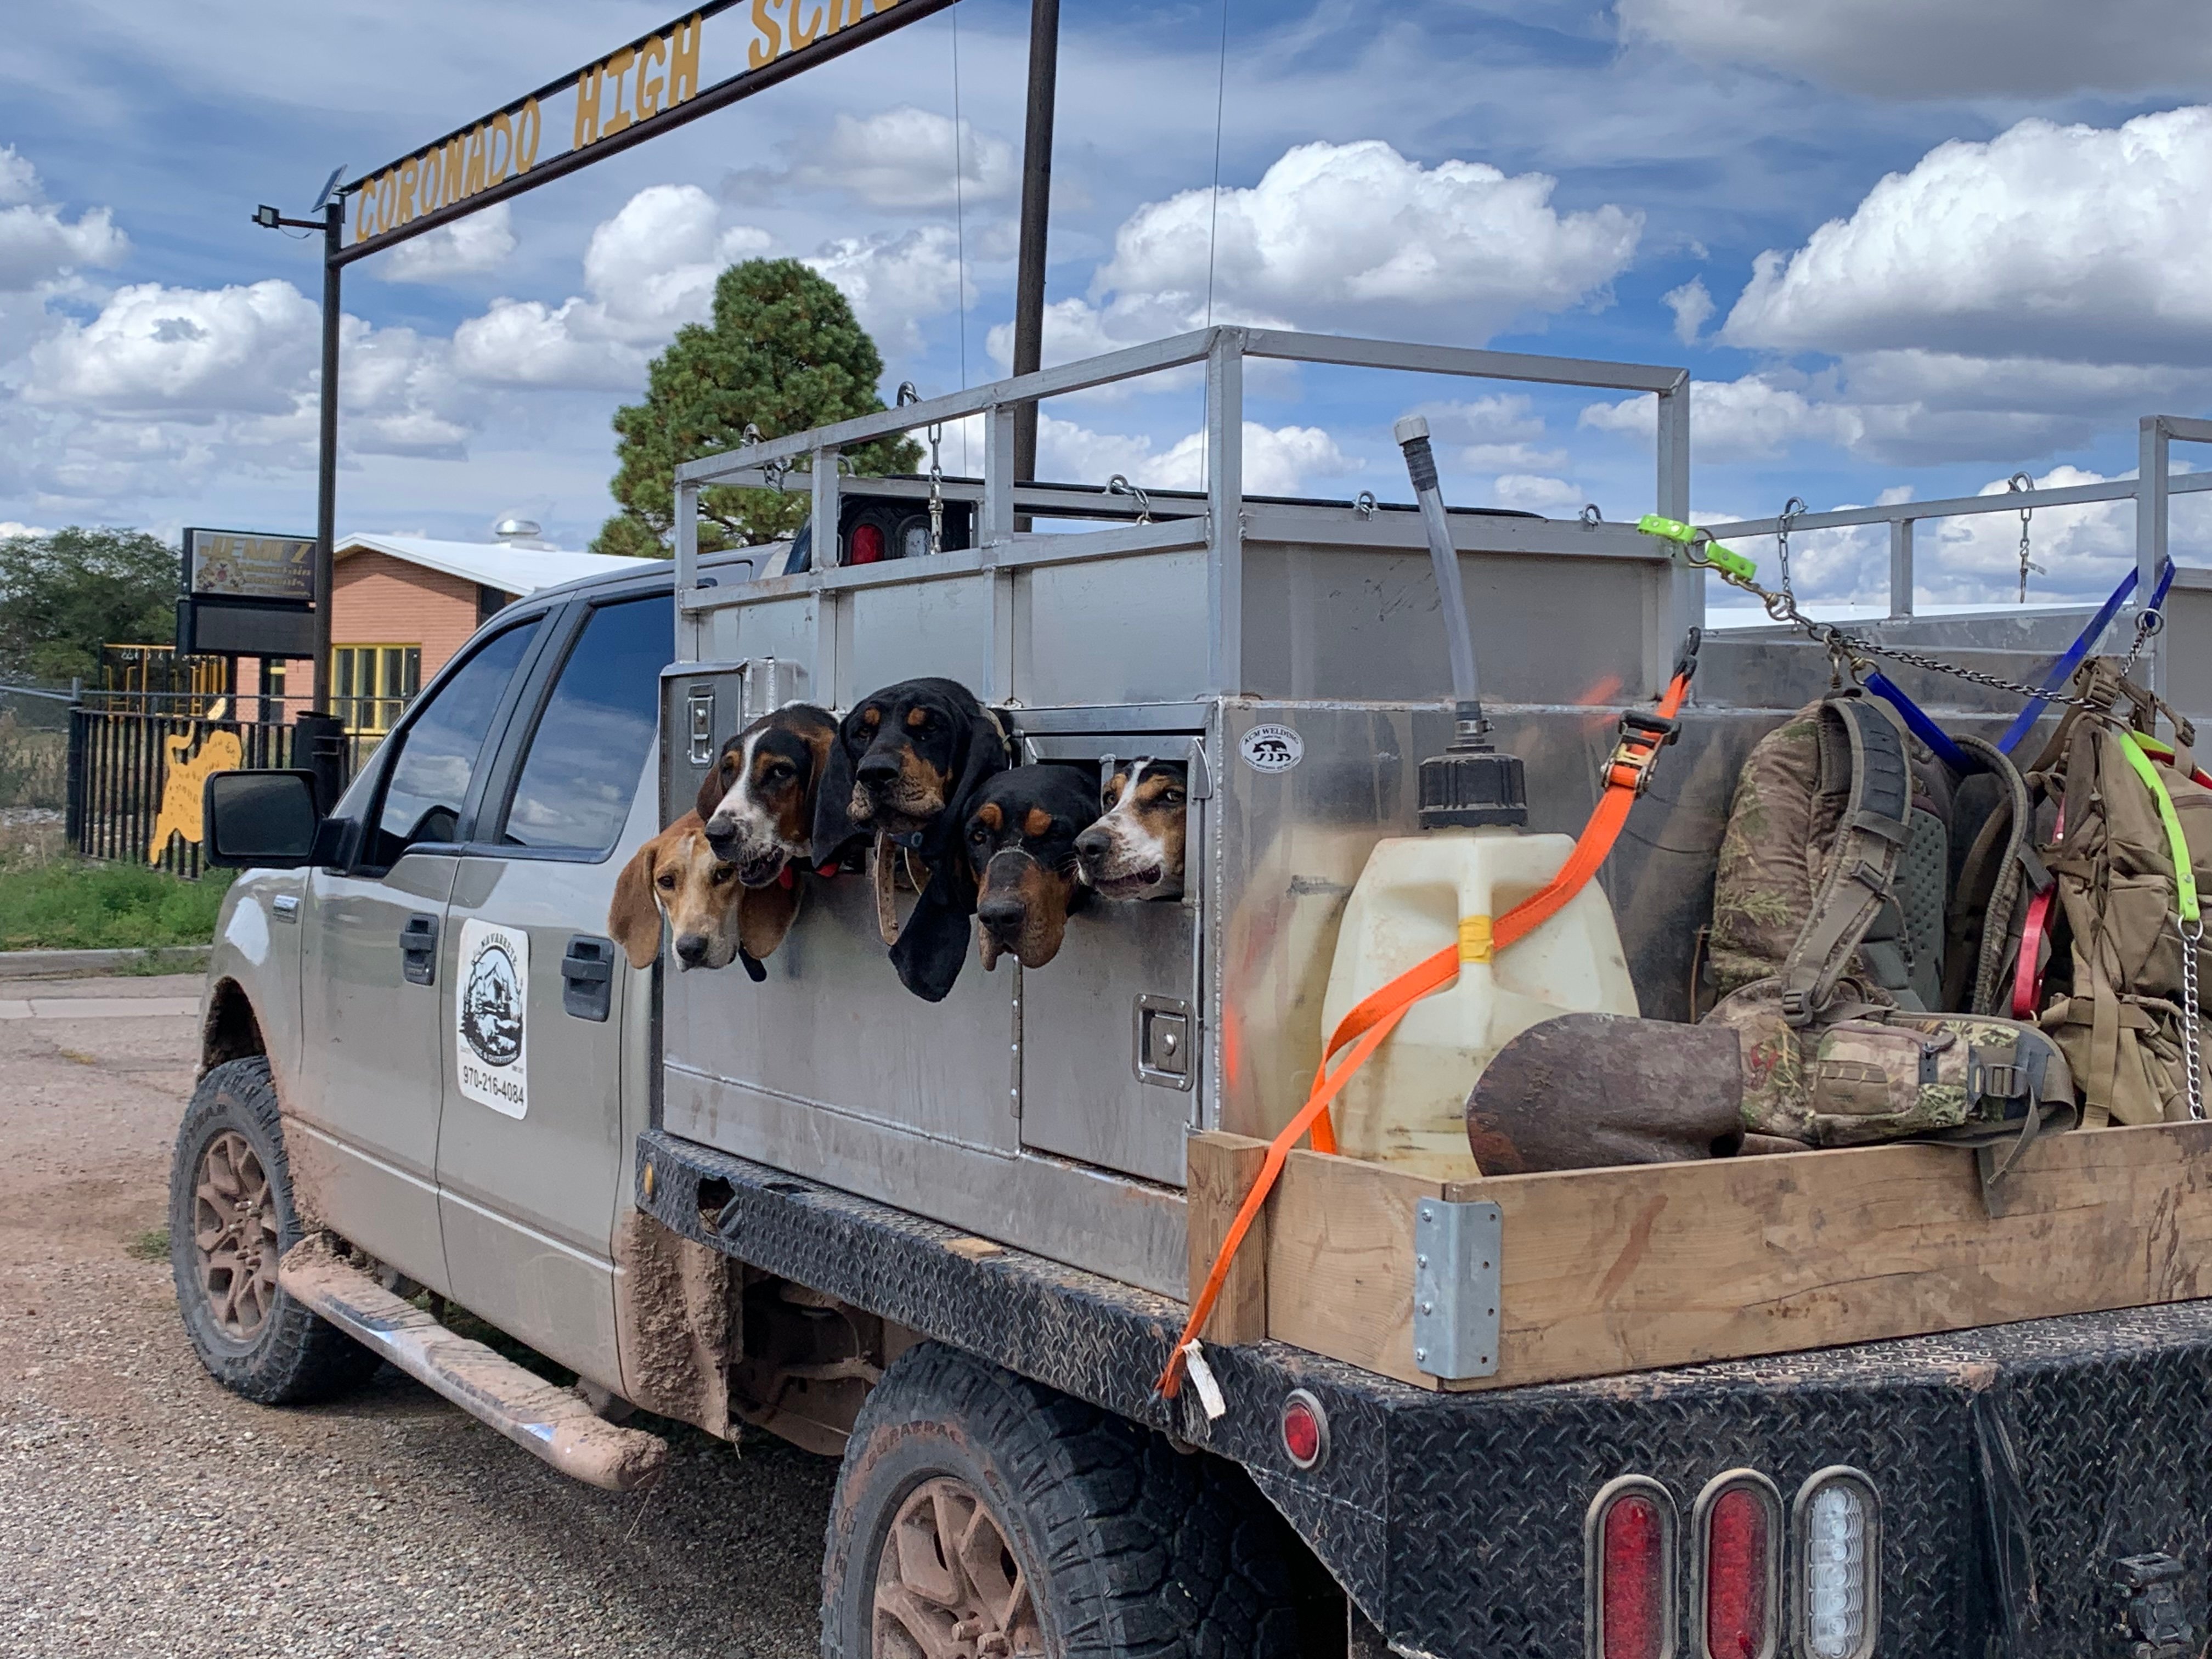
xmin=67 ymin=699 xmax=380 ymax=878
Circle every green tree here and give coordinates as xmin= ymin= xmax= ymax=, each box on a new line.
xmin=0 ymin=527 xmax=178 ymax=685
xmin=595 ymin=259 xmax=920 ymax=556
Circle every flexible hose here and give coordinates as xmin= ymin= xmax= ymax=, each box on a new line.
xmin=1393 ymin=416 xmax=1483 ymax=726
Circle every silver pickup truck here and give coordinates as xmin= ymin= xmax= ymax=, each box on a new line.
xmin=171 ymin=330 xmax=2212 ymax=1659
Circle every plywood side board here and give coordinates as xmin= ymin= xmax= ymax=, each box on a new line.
xmin=1208 ymin=1122 xmax=2212 ymax=1392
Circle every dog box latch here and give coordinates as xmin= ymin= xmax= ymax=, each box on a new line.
xmin=1412 ymin=1198 xmax=1502 ymax=1380
xmin=1135 ymin=995 xmax=1193 ymax=1090
xmin=686 ymin=686 xmax=716 ymax=766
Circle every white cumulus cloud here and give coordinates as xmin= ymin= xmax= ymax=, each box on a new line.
xmin=726 ymin=106 xmax=1014 ymax=210
xmin=380 ymin=202 xmax=517 ymax=284
xmin=27 ymin=280 xmax=318 ymax=414
xmin=805 ymin=226 xmax=973 ymax=355
xmin=1619 ymin=0 xmax=2212 ymax=99
xmin=1092 ymin=139 xmax=1641 ymax=342
xmin=0 ymin=145 xmax=127 ymax=292
xmin=1037 ymin=415 xmax=1354 ymax=496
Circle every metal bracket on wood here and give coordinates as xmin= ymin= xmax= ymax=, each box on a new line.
xmin=1412 ymin=1198 xmax=1502 ymax=1380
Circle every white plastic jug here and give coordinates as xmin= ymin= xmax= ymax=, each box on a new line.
xmin=1318 ymin=826 xmax=1639 ymax=1179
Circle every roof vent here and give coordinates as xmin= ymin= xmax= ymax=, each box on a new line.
xmin=493 ymin=516 xmax=544 ymax=544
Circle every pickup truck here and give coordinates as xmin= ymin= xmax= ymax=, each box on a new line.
xmin=172 ymin=328 xmax=2212 ymax=1659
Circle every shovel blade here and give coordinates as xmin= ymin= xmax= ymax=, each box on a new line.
xmin=1465 ymin=1013 xmax=1745 ymax=1175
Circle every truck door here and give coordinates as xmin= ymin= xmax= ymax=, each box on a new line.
xmin=433 ymin=592 xmax=672 ymax=1382
xmin=295 ymin=616 xmax=548 ymax=1293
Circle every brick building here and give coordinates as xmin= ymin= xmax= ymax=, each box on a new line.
xmin=237 ymin=533 xmax=650 ymax=731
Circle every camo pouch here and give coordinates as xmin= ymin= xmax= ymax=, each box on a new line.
xmin=1808 ymin=1012 xmax=2077 ymax=1167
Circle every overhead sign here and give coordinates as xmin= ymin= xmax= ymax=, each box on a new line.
xmin=341 ymin=0 xmax=955 ymax=265
xmin=184 ymin=527 xmax=315 ymax=602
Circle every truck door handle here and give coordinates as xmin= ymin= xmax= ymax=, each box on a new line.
xmin=400 ymin=913 xmax=439 ymax=986
xmin=561 ymin=935 xmax=615 ymax=1022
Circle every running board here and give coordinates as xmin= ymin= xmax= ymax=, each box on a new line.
xmin=278 ymin=1238 xmax=669 ymax=1492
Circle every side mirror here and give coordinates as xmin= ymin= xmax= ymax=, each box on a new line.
xmin=203 ymin=770 xmax=322 ymax=868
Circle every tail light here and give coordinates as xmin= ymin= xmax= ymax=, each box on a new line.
xmin=1586 ymin=1476 xmax=1678 ymax=1659
xmin=1793 ymin=1468 xmax=1878 ymax=1659
xmin=1693 ymin=1471 xmax=1780 ymax=1659
xmin=848 ymin=522 xmax=887 ymax=564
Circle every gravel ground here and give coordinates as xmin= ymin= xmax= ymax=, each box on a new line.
xmin=0 ymin=974 xmax=836 ymax=1658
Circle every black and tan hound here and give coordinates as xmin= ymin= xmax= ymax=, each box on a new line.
xmin=964 ymin=766 xmax=1098 ymax=970
xmin=812 ymin=676 xmax=1012 ymax=1001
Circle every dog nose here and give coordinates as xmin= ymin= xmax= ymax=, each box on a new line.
xmin=977 ymin=893 xmax=1025 ymax=933
xmin=674 ymin=933 xmax=710 ymax=967
xmin=703 ymin=819 xmax=738 ymax=857
xmin=855 ymin=753 xmax=900 ymax=786
xmin=1073 ymin=826 xmax=1110 ymax=863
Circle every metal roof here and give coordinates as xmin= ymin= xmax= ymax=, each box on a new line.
xmin=335 ymin=533 xmax=658 ymax=595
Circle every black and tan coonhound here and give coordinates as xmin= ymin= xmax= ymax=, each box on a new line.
xmin=964 ymin=766 xmax=1098 ymax=970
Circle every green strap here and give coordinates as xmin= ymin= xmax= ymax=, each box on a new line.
xmin=2117 ymin=731 xmax=2200 ymax=923
xmin=1636 ymin=514 xmax=1760 ymax=584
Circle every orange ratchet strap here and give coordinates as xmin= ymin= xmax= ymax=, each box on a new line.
xmin=1159 ymin=648 xmax=1699 ymax=1399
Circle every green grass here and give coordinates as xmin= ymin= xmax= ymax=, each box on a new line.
xmin=0 ymin=856 xmax=234 ymax=951
xmin=126 ymin=1227 xmax=170 ymax=1261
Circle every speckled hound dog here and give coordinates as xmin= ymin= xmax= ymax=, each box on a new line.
xmin=697 ymin=703 xmax=839 ymax=887
xmin=811 ymin=677 xmax=1012 ymax=1001
xmin=1074 ymin=759 xmax=1188 ymax=901
xmin=608 ymin=811 xmax=800 ymax=982
xmin=964 ymin=766 xmax=1099 ymax=970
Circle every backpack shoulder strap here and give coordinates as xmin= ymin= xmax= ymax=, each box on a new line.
xmin=1779 ymin=694 xmax=1916 ymax=1027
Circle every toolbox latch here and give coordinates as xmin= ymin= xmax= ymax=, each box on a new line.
xmin=1135 ymin=995 xmax=1193 ymax=1090
xmin=686 ymin=685 xmax=717 ymax=766
xmin=1413 ymin=1198 xmax=1502 ymax=1380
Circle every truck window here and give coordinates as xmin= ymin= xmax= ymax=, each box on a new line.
xmin=372 ymin=618 xmax=542 ymax=858
xmin=498 ymin=594 xmax=674 ymax=854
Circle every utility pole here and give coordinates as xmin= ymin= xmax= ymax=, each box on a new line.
xmin=1009 ymin=0 xmax=1059 ymax=522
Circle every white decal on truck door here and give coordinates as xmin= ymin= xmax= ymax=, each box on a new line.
xmin=456 ymin=918 xmax=528 ymax=1119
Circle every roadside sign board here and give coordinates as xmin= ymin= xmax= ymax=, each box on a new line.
xmin=178 ymin=527 xmax=317 ymax=658
xmin=340 ymin=0 xmax=955 ymax=265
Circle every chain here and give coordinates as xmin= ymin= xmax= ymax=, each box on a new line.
xmin=2007 ymin=472 xmax=2044 ymax=603
xmin=2124 ymin=603 xmax=2165 ymax=676
xmin=2183 ymin=915 xmax=2205 ymax=1120
xmin=1108 ymin=473 xmax=1153 ymax=524
xmin=1680 ymin=534 xmax=2114 ymax=715
xmin=1775 ymin=496 xmax=1807 ymax=607
xmin=927 ymin=422 xmax=945 ymax=555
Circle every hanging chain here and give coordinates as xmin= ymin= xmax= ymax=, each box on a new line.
xmin=2124 ymin=600 xmax=2166 ymax=676
xmin=1677 ymin=531 xmax=2113 ymax=715
xmin=2182 ymin=915 xmax=2205 ymax=1120
xmin=1108 ymin=474 xmax=1153 ymax=524
xmin=2007 ymin=472 xmax=2044 ymax=603
xmin=898 ymin=383 xmax=945 ymax=556
xmin=1774 ymin=497 xmax=1807 ymax=606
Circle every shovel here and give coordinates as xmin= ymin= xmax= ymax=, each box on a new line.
xmin=1465 ymin=1013 xmax=1748 ymax=1175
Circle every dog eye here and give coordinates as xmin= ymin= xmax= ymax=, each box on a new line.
xmin=656 ymin=873 xmax=676 ymax=890
xmin=712 ymin=865 xmax=736 ymax=883
xmin=766 ymin=761 xmax=794 ymax=781
xmin=1161 ymin=789 xmax=1186 ymax=805
xmin=968 ymin=825 xmax=989 ymax=843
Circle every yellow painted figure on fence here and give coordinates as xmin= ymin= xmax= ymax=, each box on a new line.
xmin=149 ymin=700 xmax=243 ymax=864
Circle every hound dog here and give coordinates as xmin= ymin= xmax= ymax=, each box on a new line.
xmin=812 ymin=676 xmax=1011 ymax=1001
xmin=965 ymin=766 xmax=1099 ymax=970
xmin=697 ymin=702 xmax=839 ymax=885
xmin=1074 ymin=759 xmax=1188 ymax=900
xmin=608 ymin=811 xmax=800 ymax=983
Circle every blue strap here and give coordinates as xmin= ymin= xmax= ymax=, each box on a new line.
xmin=1866 ymin=672 xmax=1974 ymax=774
xmin=1996 ymin=559 xmax=2170 ymax=753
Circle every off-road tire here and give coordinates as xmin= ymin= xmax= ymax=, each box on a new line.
xmin=169 ymin=1056 xmax=380 ymax=1404
xmin=821 ymin=1341 xmax=1310 ymax=1659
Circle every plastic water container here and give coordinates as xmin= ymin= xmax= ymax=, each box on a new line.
xmin=1318 ymin=827 xmax=1639 ymax=1179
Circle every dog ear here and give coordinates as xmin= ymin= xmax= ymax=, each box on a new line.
xmin=888 ymin=882 xmax=972 ymax=1002
xmin=738 ymin=874 xmax=802 ymax=964
xmin=607 ymin=834 xmax=664 ymax=969
xmin=810 ymin=715 xmax=861 ymax=866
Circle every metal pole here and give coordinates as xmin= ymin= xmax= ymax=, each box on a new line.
xmin=1888 ymin=519 xmax=1915 ymax=619
xmin=1009 ymin=0 xmax=1060 ymax=518
xmin=2138 ymin=416 xmax=2168 ymax=696
xmin=314 ymin=200 xmax=342 ymax=710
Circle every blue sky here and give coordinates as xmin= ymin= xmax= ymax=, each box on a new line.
xmin=4 ymin=0 xmax=2210 ymax=606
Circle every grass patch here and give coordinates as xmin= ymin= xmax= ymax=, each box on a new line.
xmin=0 ymin=856 xmax=234 ymax=951
xmin=126 ymin=1227 xmax=170 ymax=1261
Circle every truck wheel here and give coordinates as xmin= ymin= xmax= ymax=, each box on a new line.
xmin=169 ymin=1056 xmax=379 ymax=1404
xmin=822 ymin=1341 xmax=1306 ymax=1659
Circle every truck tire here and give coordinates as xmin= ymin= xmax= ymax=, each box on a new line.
xmin=821 ymin=1341 xmax=1307 ymax=1659
xmin=168 ymin=1056 xmax=380 ymax=1404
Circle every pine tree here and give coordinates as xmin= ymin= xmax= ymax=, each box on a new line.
xmin=595 ymin=259 xmax=919 ymax=556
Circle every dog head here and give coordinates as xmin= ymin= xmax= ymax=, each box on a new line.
xmin=812 ymin=677 xmax=1009 ymax=859
xmin=1074 ymin=759 xmax=1188 ymax=901
xmin=698 ymin=703 xmax=837 ymax=885
xmin=965 ymin=766 xmax=1097 ymax=970
xmin=608 ymin=811 xmax=801 ymax=983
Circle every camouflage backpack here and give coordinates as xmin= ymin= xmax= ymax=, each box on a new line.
xmin=2012 ymin=661 xmax=2212 ymax=1127
xmin=1701 ymin=689 xmax=2074 ymax=1161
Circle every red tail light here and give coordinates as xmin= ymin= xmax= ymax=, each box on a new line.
xmin=848 ymin=522 xmax=887 ymax=564
xmin=1695 ymin=1472 xmax=1780 ymax=1659
xmin=1587 ymin=1477 xmax=1677 ymax=1659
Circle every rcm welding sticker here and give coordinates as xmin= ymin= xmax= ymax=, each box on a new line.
xmin=456 ymin=918 xmax=528 ymax=1119
xmin=1240 ymin=724 xmax=1304 ymax=774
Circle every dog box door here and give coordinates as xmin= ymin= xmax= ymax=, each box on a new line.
xmin=1015 ymin=735 xmax=1204 ymax=1188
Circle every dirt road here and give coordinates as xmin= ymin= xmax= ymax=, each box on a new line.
xmin=0 ymin=974 xmax=833 ymax=1658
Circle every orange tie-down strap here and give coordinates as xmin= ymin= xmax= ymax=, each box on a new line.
xmin=1158 ymin=666 xmax=1696 ymax=1398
